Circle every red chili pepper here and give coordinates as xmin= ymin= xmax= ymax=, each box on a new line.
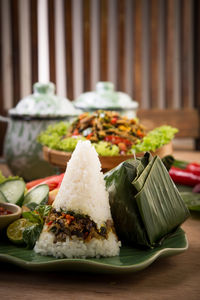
xmin=26 ymin=175 xmax=55 ymax=189
xmin=72 ymin=129 xmax=79 ymax=136
xmin=104 ymin=135 xmax=132 ymax=147
xmin=186 ymin=162 xmax=200 ymax=176
xmin=193 ymin=183 xmax=200 ymax=193
xmin=110 ymin=117 xmax=118 ymax=125
xmin=57 ymin=179 xmax=63 ymax=189
xmin=169 ymin=166 xmax=200 ymax=187
xmin=26 ymin=173 xmax=64 ymax=191
xmin=86 ymin=132 xmax=93 ymax=140
xmin=47 ymin=221 xmax=53 ymax=226
xmin=136 ymin=129 xmax=145 ymax=138
xmin=65 ymin=214 xmax=75 ymax=225
xmin=84 ymin=231 xmax=89 ymax=238
xmin=118 ymin=142 xmax=127 ymax=152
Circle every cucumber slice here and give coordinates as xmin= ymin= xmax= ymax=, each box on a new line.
xmin=23 ymin=184 xmax=49 ymax=207
xmin=0 ymin=180 xmax=25 ymax=206
xmin=0 ymin=190 xmax=8 ymax=203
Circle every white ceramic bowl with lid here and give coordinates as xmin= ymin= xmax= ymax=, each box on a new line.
xmin=9 ymin=82 xmax=80 ymax=118
xmin=73 ymin=81 xmax=138 ymax=118
xmin=1 ymin=82 xmax=81 ymax=181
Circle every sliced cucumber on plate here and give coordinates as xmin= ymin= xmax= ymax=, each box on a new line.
xmin=0 ymin=190 xmax=8 ymax=203
xmin=0 ymin=180 xmax=25 ymax=206
xmin=23 ymin=184 xmax=49 ymax=208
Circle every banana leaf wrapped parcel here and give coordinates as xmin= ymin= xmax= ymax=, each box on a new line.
xmin=104 ymin=153 xmax=190 ymax=248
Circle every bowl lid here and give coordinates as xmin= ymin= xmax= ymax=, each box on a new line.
xmin=73 ymin=82 xmax=138 ymax=111
xmin=9 ymin=82 xmax=81 ymax=118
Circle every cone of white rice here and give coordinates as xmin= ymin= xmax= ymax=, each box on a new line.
xmin=34 ymin=140 xmax=121 ymax=258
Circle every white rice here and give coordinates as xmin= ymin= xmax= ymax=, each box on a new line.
xmin=53 ymin=140 xmax=112 ymax=228
xmin=34 ymin=225 xmax=120 ymax=258
xmin=34 ymin=140 xmax=121 ymax=258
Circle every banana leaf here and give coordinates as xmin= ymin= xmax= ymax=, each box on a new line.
xmin=180 ymin=192 xmax=200 ymax=212
xmin=133 ymin=155 xmax=189 ymax=246
xmin=104 ymin=158 xmax=149 ymax=247
xmin=104 ymin=153 xmax=190 ymax=248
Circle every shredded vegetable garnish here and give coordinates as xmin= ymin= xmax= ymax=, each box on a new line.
xmin=67 ymin=111 xmax=146 ymax=154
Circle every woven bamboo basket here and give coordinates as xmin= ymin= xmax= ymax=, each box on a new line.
xmin=43 ymin=141 xmax=173 ymax=172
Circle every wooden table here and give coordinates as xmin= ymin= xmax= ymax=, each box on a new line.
xmin=0 ymin=150 xmax=200 ymax=300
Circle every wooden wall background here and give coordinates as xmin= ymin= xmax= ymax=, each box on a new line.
xmin=0 ymin=0 xmax=200 ymax=155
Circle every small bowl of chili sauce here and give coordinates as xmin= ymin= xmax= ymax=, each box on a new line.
xmin=0 ymin=202 xmax=21 ymax=230
xmin=0 ymin=206 xmax=12 ymax=215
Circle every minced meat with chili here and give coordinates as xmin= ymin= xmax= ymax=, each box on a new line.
xmin=46 ymin=208 xmax=115 ymax=243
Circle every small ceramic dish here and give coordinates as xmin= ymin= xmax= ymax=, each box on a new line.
xmin=0 ymin=202 xmax=22 ymax=230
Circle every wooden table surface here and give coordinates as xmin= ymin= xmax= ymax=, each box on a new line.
xmin=0 ymin=150 xmax=200 ymax=300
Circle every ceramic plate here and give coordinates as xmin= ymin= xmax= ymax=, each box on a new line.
xmin=0 ymin=228 xmax=188 ymax=274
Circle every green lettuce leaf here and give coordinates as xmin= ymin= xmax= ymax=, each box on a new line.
xmin=93 ymin=141 xmax=120 ymax=156
xmin=0 ymin=170 xmax=23 ymax=184
xmin=37 ymin=122 xmax=70 ymax=150
xmin=133 ymin=125 xmax=178 ymax=153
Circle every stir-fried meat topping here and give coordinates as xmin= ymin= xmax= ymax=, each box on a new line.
xmin=66 ymin=110 xmax=146 ymax=154
xmin=46 ymin=208 xmax=115 ymax=243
